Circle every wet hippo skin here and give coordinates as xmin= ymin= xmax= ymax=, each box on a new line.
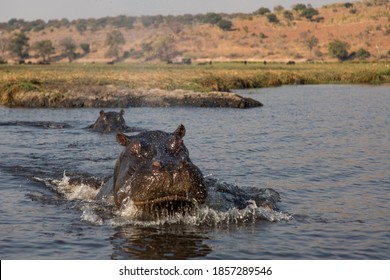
xmin=89 ymin=109 xmax=128 ymax=132
xmin=96 ymin=124 xmax=207 ymax=215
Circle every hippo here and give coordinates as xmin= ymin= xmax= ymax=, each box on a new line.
xmin=89 ymin=109 xmax=128 ymax=132
xmin=96 ymin=124 xmax=207 ymax=217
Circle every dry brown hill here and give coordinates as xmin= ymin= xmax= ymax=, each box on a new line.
xmin=1 ymin=1 xmax=389 ymax=63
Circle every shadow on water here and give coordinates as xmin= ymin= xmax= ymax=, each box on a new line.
xmin=110 ymin=225 xmax=212 ymax=259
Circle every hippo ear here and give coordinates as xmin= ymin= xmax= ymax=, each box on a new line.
xmin=116 ymin=132 xmax=130 ymax=146
xmin=173 ymin=124 xmax=186 ymax=138
xmin=99 ymin=110 xmax=105 ymax=116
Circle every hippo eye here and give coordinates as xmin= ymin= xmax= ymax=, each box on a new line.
xmin=129 ymin=140 xmax=142 ymax=156
xmin=129 ymin=140 xmax=154 ymax=159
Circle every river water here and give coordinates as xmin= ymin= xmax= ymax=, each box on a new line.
xmin=0 ymin=85 xmax=389 ymax=259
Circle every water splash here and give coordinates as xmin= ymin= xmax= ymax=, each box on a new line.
xmin=35 ymin=171 xmax=101 ymax=201
xmin=40 ymin=172 xmax=292 ymax=227
xmin=83 ymin=196 xmax=292 ymax=227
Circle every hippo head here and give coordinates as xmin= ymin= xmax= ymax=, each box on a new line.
xmin=112 ymin=124 xmax=207 ymax=214
xmin=91 ymin=109 xmax=126 ymax=132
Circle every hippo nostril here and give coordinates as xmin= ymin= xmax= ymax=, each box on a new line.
xmin=152 ymin=161 xmax=162 ymax=169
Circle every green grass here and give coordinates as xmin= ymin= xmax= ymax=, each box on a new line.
xmin=0 ymin=61 xmax=389 ymax=106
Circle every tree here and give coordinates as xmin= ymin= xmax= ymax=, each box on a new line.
xmin=283 ymin=10 xmax=294 ymax=21
xmin=79 ymin=43 xmax=90 ymax=54
xmin=300 ymin=8 xmax=319 ymax=21
xmin=75 ymin=19 xmax=88 ymax=34
xmin=112 ymin=15 xmax=136 ymax=29
xmin=154 ymin=35 xmax=177 ymax=62
xmin=292 ymin=4 xmax=307 ymax=12
xmin=302 ymin=34 xmax=319 ymax=56
xmin=255 ymin=7 xmax=271 ymax=15
xmin=328 ymin=40 xmax=349 ymax=61
xmin=8 ymin=32 xmax=29 ymax=60
xmin=0 ymin=37 xmax=10 ymax=58
xmin=343 ymin=3 xmax=354 ymax=8
xmin=217 ymin=19 xmax=233 ymax=31
xmin=59 ymin=36 xmax=76 ymax=62
xmin=141 ymin=15 xmax=164 ymax=28
xmin=32 ymin=40 xmax=54 ymax=62
xmin=104 ymin=30 xmax=125 ymax=61
xmin=29 ymin=19 xmax=46 ymax=32
xmin=177 ymin=14 xmax=195 ymax=25
xmin=203 ymin=13 xmax=223 ymax=25
xmin=266 ymin=13 xmax=279 ymax=23
xmin=274 ymin=5 xmax=285 ymax=13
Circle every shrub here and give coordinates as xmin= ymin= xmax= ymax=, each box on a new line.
xmin=349 ymin=8 xmax=358 ymax=14
xmin=283 ymin=10 xmax=294 ymax=21
xmin=217 ymin=19 xmax=233 ymax=31
xmin=203 ymin=13 xmax=223 ymax=25
xmin=75 ymin=19 xmax=87 ymax=33
xmin=343 ymin=3 xmax=354 ymax=8
xmin=267 ymin=13 xmax=279 ymax=23
xmin=255 ymin=7 xmax=271 ymax=15
xmin=356 ymin=48 xmax=371 ymax=59
xmin=112 ymin=16 xmax=136 ymax=29
xmin=31 ymin=19 xmax=46 ymax=32
xmin=141 ymin=16 xmax=163 ymax=28
xmin=79 ymin=43 xmax=90 ymax=54
xmin=328 ymin=40 xmax=350 ymax=61
xmin=292 ymin=4 xmax=307 ymax=12
xmin=274 ymin=5 xmax=284 ymax=13
xmin=259 ymin=32 xmax=268 ymax=39
xmin=300 ymin=8 xmax=319 ymax=20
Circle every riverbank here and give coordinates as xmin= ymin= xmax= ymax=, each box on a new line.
xmin=0 ymin=61 xmax=388 ymax=108
xmin=0 ymin=84 xmax=262 ymax=108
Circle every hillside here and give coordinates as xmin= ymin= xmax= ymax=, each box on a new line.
xmin=0 ymin=1 xmax=389 ymax=63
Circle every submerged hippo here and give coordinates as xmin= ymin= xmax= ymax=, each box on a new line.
xmin=96 ymin=124 xmax=207 ymax=216
xmin=89 ymin=109 xmax=128 ymax=132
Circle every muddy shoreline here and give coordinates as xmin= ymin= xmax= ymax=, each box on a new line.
xmin=2 ymin=85 xmax=262 ymax=109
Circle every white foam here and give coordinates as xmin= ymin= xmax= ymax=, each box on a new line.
xmin=51 ymin=171 xmax=99 ymax=201
xmin=80 ymin=205 xmax=104 ymax=225
xmin=95 ymin=199 xmax=292 ymax=227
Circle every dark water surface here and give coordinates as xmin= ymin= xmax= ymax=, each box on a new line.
xmin=1 ymin=85 xmax=389 ymax=259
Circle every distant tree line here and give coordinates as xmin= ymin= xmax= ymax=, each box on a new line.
xmin=0 ymin=13 xmax=236 ymax=33
xmin=0 ymin=1 xmax=387 ymax=33
xmin=0 ymin=29 xmax=180 ymax=63
xmin=0 ymin=31 xmax=92 ymax=63
xmin=0 ymin=26 xmax=184 ymax=64
xmin=253 ymin=3 xmax=322 ymax=24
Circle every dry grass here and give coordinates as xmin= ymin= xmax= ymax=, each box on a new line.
xmin=1 ymin=2 xmax=389 ymax=63
xmin=1 ymin=61 xmax=388 ymax=92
